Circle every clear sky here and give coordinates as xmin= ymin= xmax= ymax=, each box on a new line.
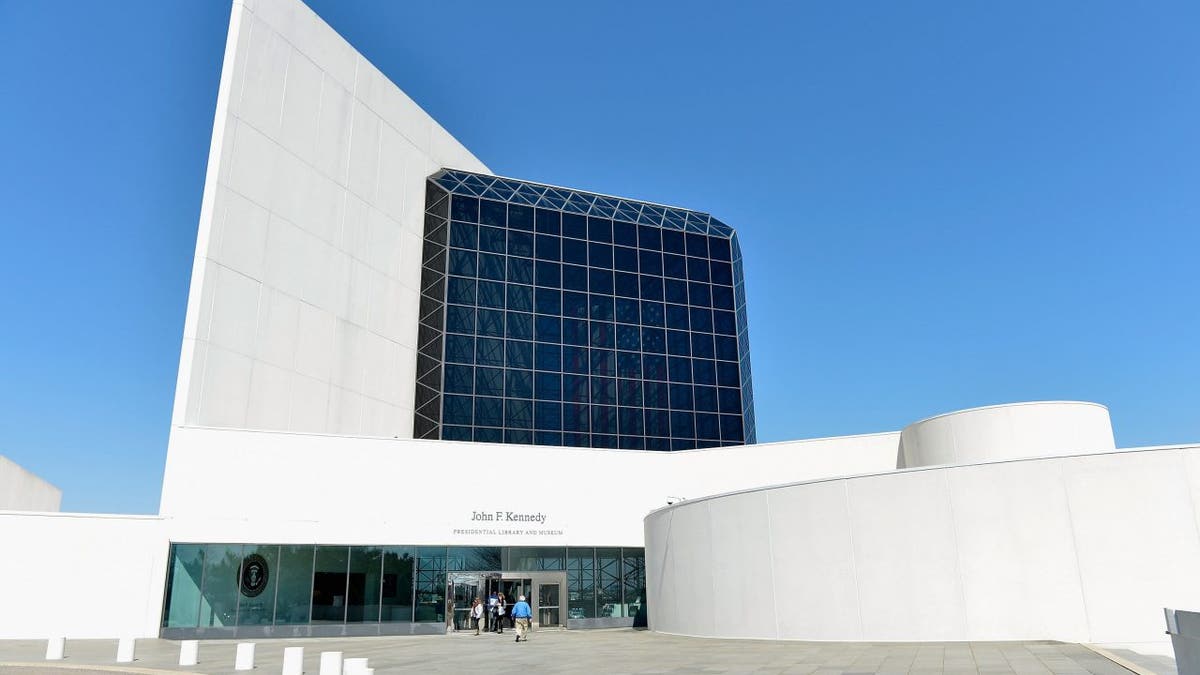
xmin=0 ymin=1 xmax=1197 ymax=514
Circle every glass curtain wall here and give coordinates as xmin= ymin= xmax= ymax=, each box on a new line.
xmin=416 ymin=170 xmax=756 ymax=449
xmin=162 ymin=544 xmax=646 ymax=635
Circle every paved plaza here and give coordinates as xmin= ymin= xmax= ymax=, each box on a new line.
xmin=0 ymin=629 xmax=1177 ymax=675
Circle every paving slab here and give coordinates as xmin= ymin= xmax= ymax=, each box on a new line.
xmin=0 ymin=630 xmax=1177 ymax=675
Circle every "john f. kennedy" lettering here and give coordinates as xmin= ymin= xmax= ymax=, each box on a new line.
xmin=471 ymin=510 xmax=547 ymax=524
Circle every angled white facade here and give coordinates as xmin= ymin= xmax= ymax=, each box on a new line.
xmin=0 ymin=455 xmax=61 ymax=512
xmin=173 ymin=0 xmax=487 ymax=440
xmin=0 ymin=0 xmax=1196 ymax=661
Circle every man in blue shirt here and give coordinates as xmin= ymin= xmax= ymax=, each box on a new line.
xmin=511 ymin=594 xmax=532 ymax=642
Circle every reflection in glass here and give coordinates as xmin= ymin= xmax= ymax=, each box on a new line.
xmin=381 ymin=546 xmax=415 ymax=622
xmin=163 ymin=544 xmax=205 ymax=627
xmin=275 ymin=545 xmax=314 ymax=625
xmin=414 ymin=546 xmax=447 ymax=622
xmin=161 ymin=544 xmax=645 ymax=632
xmin=346 ymin=546 xmax=382 ymax=623
xmin=422 ymin=171 xmax=755 ymax=448
xmin=198 ymin=544 xmax=240 ymax=627
xmin=622 ymin=549 xmax=646 ymax=621
xmin=504 ymin=547 xmax=565 ymax=571
xmin=596 ymin=548 xmax=622 ymax=618
xmin=567 ymin=548 xmax=596 ymax=619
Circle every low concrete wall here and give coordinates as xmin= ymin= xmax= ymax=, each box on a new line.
xmin=0 ymin=512 xmax=167 ymax=639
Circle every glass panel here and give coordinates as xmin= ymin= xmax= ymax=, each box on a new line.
xmin=535 ymin=402 xmax=562 ymax=430
xmin=479 ymin=225 xmax=506 ymax=251
xmin=509 ymin=231 xmax=534 ymax=257
xmin=163 ymin=544 xmax=204 ymax=628
xmin=504 ymin=547 xmax=566 ymax=571
xmin=449 ymin=221 xmax=478 ymax=248
xmin=508 ymin=204 xmax=533 ymax=230
xmin=448 ymin=546 xmax=501 ymax=571
xmin=506 ymin=369 xmax=533 ymax=399
xmin=622 ymin=549 xmax=646 ymax=621
xmin=451 ymin=195 xmax=479 ymax=222
xmin=567 ymin=548 xmax=596 ymax=619
xmin=414 ymin=546 xmax=447 ymax=623
xmin=236 ymin=544 xmax=278 ymax=626
xmin=480 ymin=201 xmax=506 ymax=227
xmin=311 ymin=546 xmax=348 ymax=624
xmin=596 ymin=548 xmax=622 ymax=618
xmin=477 ymin=308 xmax=504 ymax=336
xmin=275 ymin=545 xmax=313 ymax=625
xmin=346 ymin=546 xmax=383 ymax=623
xmin=198 ymin=544 xmax=240 ymax=628
xmin=508 ymin=257 xmax=534 ymax=285
xmin=535 ymin=260 xmax=561 ymax=287
xmin=562 ymin=238 xmax=587 ymax=265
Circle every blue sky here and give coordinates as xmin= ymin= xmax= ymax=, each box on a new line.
xmin=0 ymin=1 xmax=1196 ymax=514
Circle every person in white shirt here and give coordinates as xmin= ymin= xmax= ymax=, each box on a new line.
xmin=471 ymin=598 xmax=484 ymax=635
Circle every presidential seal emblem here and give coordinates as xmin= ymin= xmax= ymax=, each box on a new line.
xmin=240 ymin=553 xmax=269 ymax=598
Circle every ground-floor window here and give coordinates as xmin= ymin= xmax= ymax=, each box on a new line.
xmin=161 ymin=544 xmax=645 ymax=637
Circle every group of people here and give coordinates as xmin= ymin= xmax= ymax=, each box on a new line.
xmin=469 ymin=591 xmax=532 ymax=642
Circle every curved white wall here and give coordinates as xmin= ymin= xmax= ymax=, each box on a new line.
xmin=645 ymin=444 xmax=1200 ymax=653
xmin=898 ymin=401 xmax=1115 ymax=468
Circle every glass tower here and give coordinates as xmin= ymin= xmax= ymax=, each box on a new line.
xmin=414 ymin=170 xmax=755 ymax=450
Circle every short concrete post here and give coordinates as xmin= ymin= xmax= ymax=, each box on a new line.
xmin=282 ymin=646 xmax=304 ymax=675
xmin=319 ymin=651 xmax=343 ymax=675
xmin=234 ymin=642 xmax=255 ymax=671
xmin=343 ymin=657 xmax=369 ymax=675
xmin=45 ymin=637 xmax=65 ymax=660
xmin=179 ymin=640 xmax=199 ymax=666
xmin=116 ymin=637 xmax=136 ymax=663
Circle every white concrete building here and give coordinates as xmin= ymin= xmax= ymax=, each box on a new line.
xmin=0 ymin=455 xmax=61 ymax=512
xmin=0 ymin=0 xmax=1194 ymax=659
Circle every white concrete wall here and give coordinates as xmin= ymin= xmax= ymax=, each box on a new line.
xmin=172 ymin=0 xmax=488 ymax=440
xmin=645 ymin=444 xmax=1200 ymax=653
xmin=159 ymin=425 xmax=899 ymax=547
xmin=0 ymin=456 xmax=62 ymax=512
xmin=0 ymin=512 xmax=167 ymax=639
xmin=898 ymin=401 xmax=1115 ymax=468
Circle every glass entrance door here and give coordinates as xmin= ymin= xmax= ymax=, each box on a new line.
xmin=448 ymin=572 xmax=565 ymax=632
xmin=493 ymin=578 xmax=529 ymax=631
xmin=537 ymin=582 xmax=561 ymax=628
xmin=448 ymin=573 xmax=491 ymax=632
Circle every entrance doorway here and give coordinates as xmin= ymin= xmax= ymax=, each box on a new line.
xmin=447 ymin=571 xmax=566 ymax=632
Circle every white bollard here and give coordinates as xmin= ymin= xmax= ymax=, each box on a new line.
xmin=342 ymin=657 xmax=369 ymax=675
xmin=282 ymin=646 xmax=304 ymax=675
xmin=234 ymin=642 xmax=255 ymax=671
xmin=364 ymin=669 xmax=374 ymax=675
xmin=45 ymin=637 xmax=65 ymax=660
xmin=116 ymin=637 xmax=136 ymax=663
xmin=179 ymin=640 xmax=199 ymax=666
xmin=319 ymin=651 xmax=343 ymax=675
